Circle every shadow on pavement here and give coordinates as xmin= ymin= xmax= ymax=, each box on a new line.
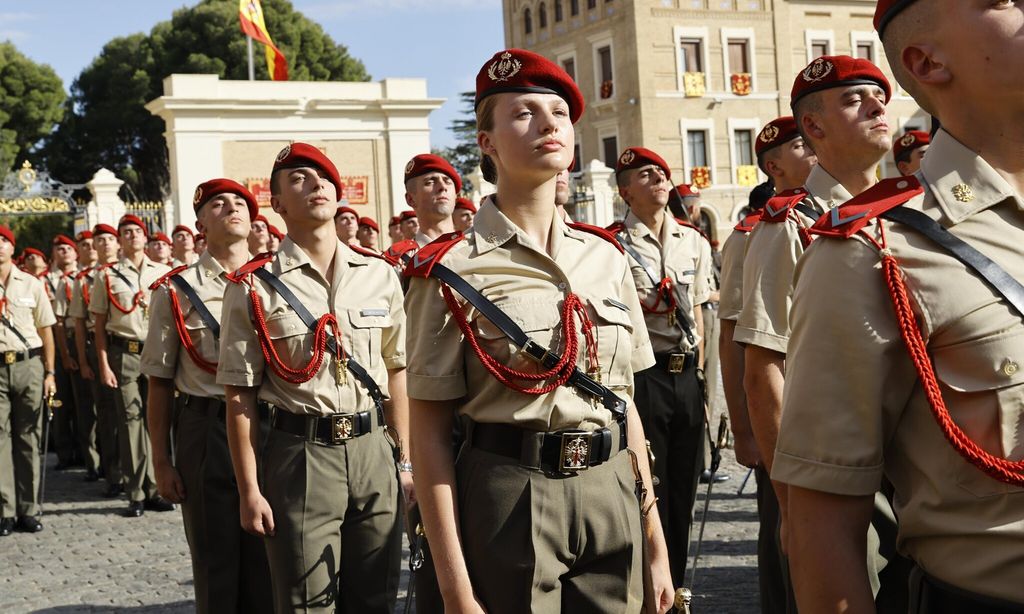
xmin=32 ymin=601 xmax=194 ymax=613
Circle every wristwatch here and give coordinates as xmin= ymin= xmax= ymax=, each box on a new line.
xmin=397 ymin=461 xmax=413 ymax=473
xmin=44 ymin=370 xmax=55 ymax=377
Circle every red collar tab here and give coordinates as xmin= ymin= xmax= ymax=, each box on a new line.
xmin=567 ymin=222 xmax=624 ymax=254
xmin=227 ymin=252 xmax=274 ymax=284
xmin=761 ymin=188 xmax=809 ymax=223
xmin=404 ymin=232 xmax=465 ymax=279
xmin=383 ymin=239 xmax=419 ymax=266
xmin=734 ymin=210 xmax=763 ymax=233
xmin=604 ymin=220 xmax=626 ymax=235
xmin=346 ymin=243 xmax=385 ymax=261
xmin=810 ymin=177 xmax=924 ymax=239
xmin=148 ymin=264 xmax=189 ymax=291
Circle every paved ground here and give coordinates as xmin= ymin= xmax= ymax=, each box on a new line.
xmin=3 ymin=436 xmax=759 ymax=613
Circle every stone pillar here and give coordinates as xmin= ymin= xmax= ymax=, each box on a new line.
xmin=85 ymin=168 xmax=126 ymax=228
xmin=581 ymin=159 xmax=620 ymax=227
xmin=467 ymin=165 xmax=495 ymax=204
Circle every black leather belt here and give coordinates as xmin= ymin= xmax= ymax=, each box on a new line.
xmin=652 ymin=352 xmax=696 ymax=374
xmin=468 ymin=419 xmax=626 ymax=476
xmin=1 ymin=347 xmax=41 ymax=365
xmin=180 ymin=394 xmax=270 ymax=421
xmin=911 ymin=567 xmax=1024 ymax=614
xmin=270 ymin=407 xmax=374 ymax=445
xmin=108 ymin=335 xmax=144 ymax=354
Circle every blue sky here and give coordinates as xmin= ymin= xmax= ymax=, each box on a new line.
xmin=0 ymin=0 xmax=504 ymax=149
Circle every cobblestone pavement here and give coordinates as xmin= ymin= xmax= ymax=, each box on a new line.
xmin=3 ymin=442 xmax=758 ymax=613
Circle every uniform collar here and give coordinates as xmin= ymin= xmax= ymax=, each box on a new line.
xmin=471 ymin=196 xmax=584 ymax=256
xmin=920 ymin=129 xmax=1022 ymax=224
xmin=414 ymin=231 xmax=432 ymax=248
xmin=195 ymin=250 xmax=225 ymax=283
xmin=276 ymin=235 xmax=366 ymax=276
xmin=118 ymin=255 xmax=158 ymax=272
xmin=624 ymin=209 xmax=682 ymax=242
xmin=804 ymin=165 xmax=855 ymax=209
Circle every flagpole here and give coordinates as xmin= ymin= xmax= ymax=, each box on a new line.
xmin=247 ymin=35 xmax=255 ymax=81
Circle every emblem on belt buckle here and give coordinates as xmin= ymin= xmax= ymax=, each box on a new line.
xmin=127 ymin=340 xmax=140 ymax=354
xmin=669 ymin=353 xmax=686 ymax=373
xmin=4 ymin=351 xmax=14 ymax=364
xmin=332 ymin=415 xmax=354 ymax=444
xmin=559 ymin=432 xmax=590 ymax=473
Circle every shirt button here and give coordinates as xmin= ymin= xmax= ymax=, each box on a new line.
xmin=204 ymin=270 xmax=212 ymax=278
xmin=558 ymin=282 xmax=566 ymax=290
xmin=286 ymin=259 xmax=294 ymax=266
xmin=1002 ymin=359 xmax=1019 ymax=376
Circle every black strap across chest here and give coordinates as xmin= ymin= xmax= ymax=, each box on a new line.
xmin=881 ymin=206 xmax=1024 ymax=319
xmin=615 ymin=231 xmax=697 ymax=346
xmin=169 ymin=275 xmax=220 ymax=339
xmin=251 ymin=267 xmax=386 ymax=414
xmin=794 ymin=202 xmax=822 ymax=222
xmin=426 ymin=261 xmax=628 ymax=420
xmin=108 ymin=266 xmax=137 ymax=293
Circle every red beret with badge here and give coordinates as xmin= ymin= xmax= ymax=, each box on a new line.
xmin=254 ymin=215 xmax=269 ymax=226
xmin=388 ymin=216 xmax=401 ymax=228
xmin=399 ymin=210 xmax=417 ymax=221
xmin=615 ymin=147 xmax=672 ymax=179
xmin=675 ymin=184 xmax=701 ymax=199
xmin=0 ymin=225 xmax=15 ymax=246
xmin=335 ymin=205 xmax=359 ymax=220
xmin=118 ymin=214 xmax=149 ymax=238
xmin=475 ymin=49 xmax=585 ymax=124
xmin=454 ymin=197 xmax=477 ymax=214
xmin=93 ymin=224 xmax=117 ymax=238
xmin=874 ymin=0 xmax=917 ymax=38
xmin=358 ymin=217 xmax=379 ymax=232
xmin=22 ymin=247 xmax=45 ymax=261
xmin=791 ymin=55 xmax=891 ymax=108
xmin=271 ymin=142 xmax=342 ymax=198
xmin=172 ymin=225 xmax=194 ymax=238
xmin=755 ymin=116 xmax=801 ymax=159
xmin=892 ymin=130 xmax=930 ymax=161
xmin=193 ymin=178 xmax=259 ymax=220
xmin=52 ymin=234 xmax=77 ymax=251
xmin=404 ymin=154 xmax=463 ymax=193
xmin=75 ymin=230 xmax=93 ymax=242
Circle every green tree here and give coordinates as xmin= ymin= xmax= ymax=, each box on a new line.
xmin=42 ymin=0 xmax=369 ymax=201
xmin=434 ymin=91 xmax=479 ymax=188
xmin=0 ymin=42 xmax=66 ymax=172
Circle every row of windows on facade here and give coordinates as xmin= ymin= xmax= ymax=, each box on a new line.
xmin=522 ymin=0 xmax=612 ymax=34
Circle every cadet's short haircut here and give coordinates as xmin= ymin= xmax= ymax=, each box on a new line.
xmin=270 ymin=171 xmax=282 ymax=196
xmin=793 ymin=92 xmax=824 ymax=146
xmin=881 ymin=3 xmax=936 ymax=115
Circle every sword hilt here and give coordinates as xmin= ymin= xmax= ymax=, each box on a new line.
xmin=674 ymin=587 xmax=692 ymax=613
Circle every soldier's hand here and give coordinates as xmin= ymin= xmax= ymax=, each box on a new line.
xmin=733 ymin=434 xmax=762 ymax=469
xmin=99 ymin=365 xmax=118 ymax=388
xmin=154 ymin=462 xmax=186 ymax=503
xmin=645 ymin=555 xmax=674 ymax=614
xmin=399 ymin=470 xmax=416 ymax=511
xmin=43 ymin=374 xmax=56 ymax=399
xmin=64 ymin=353 xmax=78 ymax=371
xmin=80 ymin=361 xmax=94 ymax=381
xmin=241 ymin=493 xmax=275 ymax=537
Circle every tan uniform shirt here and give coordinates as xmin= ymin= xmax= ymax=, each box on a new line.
xmin=405 ymin=199 xmax=654 ymax=432
xmin=774 ymin=130 xmax=1024 ymax=602
xmin=0 ymin=266 xmax=55 ymax=351
xmin=89 ymin=256 xmax=170 ymax=341
xmin=141 ymin=252 xmax=226 ymax=399
xmin=217 ymin=237 xmax=406 ymax=416
xmin=414 ymin=231 xmax=432 ymax=248
xmin=67 ymin=269 xmax=97 ymax=329
xmin=717 ymin=229 xmax=748 ymax=322
xmin=619 ymin=211 xmax=710 ymax=355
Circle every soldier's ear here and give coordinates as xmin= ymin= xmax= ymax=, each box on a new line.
xmin=405 ymin=192 xmax=415 ymax=208
xmin=477 ymin=131 xmax=497 ymax=156
xmin=269 ymin=194 xmax=285 ymax=216
xmin=902 ymin=43 xmax=950 ymax=88
xmin=800 ymin=113 xmax=826 ymax=142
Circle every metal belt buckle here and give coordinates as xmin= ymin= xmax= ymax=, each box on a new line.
xmin=669 ymin=353 xmax=686 ymax=373
xmin=127 ymin=340 xmax=140 ymax=354
xmin=4 ymin=351 xmax=14 ymax=364
xmin=331 ymin=414 xmax=354 ymax=444
xmin=521 ymin=339 xmax=553 ymax=365
xmin=558 ymin=431 xmax=591 ymax=474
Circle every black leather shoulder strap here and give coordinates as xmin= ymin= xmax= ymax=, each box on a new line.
xmin=251 ymin=268 xmax=386 ymax=412
xmin=107 ymin=265 xmax=137 ymax=293
xmin=615 ymin=231 xmax=696 ymax=346
xmin=794 ymin=202 xmax=822 ymax=222
xmin=881 ymin=206 xmax=1024 ymax=319
xmin=426 ymin=261 xmax=627 ymax=420
xmin=168 ymin=274 xmax=221 ymax=339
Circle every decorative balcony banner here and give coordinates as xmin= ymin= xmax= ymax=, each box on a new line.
xmin=600 ymin=80 xmax=614 ymax=99
xmin=683 ymin=72 xmax=706 ymax=97
xmin=690 ymin=166 xmax=711 ymax=189
xmin=737 ymin=165 xmax=759 ymax=187
xmin=731 ymin=73 xmax=752 ymax=96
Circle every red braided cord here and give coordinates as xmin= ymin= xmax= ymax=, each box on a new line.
xmin=881 ymin=254 xmax=1024 ymax=486
xmin=167 ymin=286 xmax=217 ymax=375
xmin=103 ymin=271 xmax=143 ymax=315
xmin=641 ymin=277 xmax=676 ymax=315
xmin=248 ymin=288 xmax=343 ymax=384
xmin=441 ymin=285 xmax=599 ymax=394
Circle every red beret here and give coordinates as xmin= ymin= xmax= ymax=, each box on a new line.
xmin=388 ymin=216 xmax=401 ymax=227
xmin=676 ymin=184 xmax=701 ymax=199
xmin=0 ymin=225 xmax=14 ymax=246
xmin=874 ymin=0 xmax=917 ymax=38
xmin=454 ymin=197 xmax=477 ymax=214
xmin=476 ymin=49 xmax=585 ymax=124
xmin=149 ymin=232 xmax=172 ymax=246
xmin=268 ymin=225 xmax=285 ymax=241
xmin=195 ymin=232 xmax=206 ymax=242
xmin=272 ymin=142 xmax=342 ymax=198
xmin=118 ymin=215 xmax=149 ymax=237
xmin=615 ymin=147 xmax=671 ymax=180
xmin=358 ymin=217 xmax=379 ymax=232
xmin=253 ymin=215 xmax=269 ymax=226
xmin=399 ymin=210 xmax=417 ymax=221
xmin=335 ymin=205 xmax=359 ymax=220
xmin=93 ymin=224 xmax=117 ymax=238
xmin=404 ymin=154 xmax=462 ymax=193
xmin=75 ymin=230 xmax=93 ymax=242
xmin=755 ymin=116 xmax=801 ymax=159
xmin=193 ymin=178 xmax=258 ymax=220
xmin=22 ymin=247 xmax=45 ymax=261
xmin=172 ymin=225 xmax=194 ymax=238
xmin=791 ymin=55 xmax=891 ymax=108
xmin=893 ymin=130 xmax=930 ymax=161
xmin=52 ymin=234 xmax=77 ymax=251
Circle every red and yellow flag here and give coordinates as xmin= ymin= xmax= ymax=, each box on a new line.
xmin=239 ymin=0 xmax=288 ymax=81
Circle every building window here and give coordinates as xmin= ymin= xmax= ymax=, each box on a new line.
xmin=602 ymin=136 xmax=619 ymax=168
xmin=727 ymin=39 xmax=750 ymax=74
xmin=680 ymin=39 xmax=703 ymax=72
xmin=588 ymin=0 xmax=596 ymax=9
xmin=571 ymin=0 xmax=579 ymax=16
xmin=562 ymin=57 xmax=576 ymax=81
xmin=733 ymin=130 xmax=754 ymax=166
xmin=555 ymin=0 xmax=563 ymax=22
xmin=573 ymin=142 xmax=582 ymax=172
xmin=687 ymin=131 xmax=708 ymax=168
xmin=810 ymin=39 xmax=829 ymax=58
xmin=524 ymin=8 xmax=532 ymax=35
xmin=597 ymin=44 xmax=614 ymax=99
xmin=855 ymin=41 xmax=874 ymax=62
xmin=539 ymin=3 xmax=548 ymax=28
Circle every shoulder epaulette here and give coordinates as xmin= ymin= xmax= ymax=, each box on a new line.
xmin=346 ymin=243 xmax=386 ymax=261
xmin=734 ymin=210 xmax=763 ymax=233
xmin=810 ymin=177 xmax=924 ymax=239
xmin=761 ymin=188 xmax=810 ymax=224
xmin=404 ymin=232 xmax=464 ymax=279
xmin=75 ymin=267 xmax=93 ymax=281
xmin=567 ymin=222 xmax=624 ymax=254
xmin=226 ymin=252 xmax=274 ymax=284
xmin=149 ymin=264 xmax=189 ymax=291
xmin=605 ymin=220 xmax=626 ymax=234
xmin=383 ymin=239 xmax=419 ymax=267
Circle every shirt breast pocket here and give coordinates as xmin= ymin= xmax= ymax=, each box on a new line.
xmin=264 ymin=311 xmax=309 ymax=365
xmin=931 ymin=328 xmax=1024 ymax=497
xmin=473 ymin=300 xmax=560 ymax=370
xmin=348 ymin=308 xmax=393 ymax=369
xmin=588 ymin=297 xmax=635 ymax=388
xmin=183 ymin=310 xmax=215 ymax=360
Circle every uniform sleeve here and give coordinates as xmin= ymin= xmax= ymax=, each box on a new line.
xmin=89 ymin=271 xmax=108 ymax=315
xmin=33 ymin=282 xmax=56 ymax=329
xmin=140 ymin=286 xmax=179 ymax=379
xmin=404 ymin=275 xmax=467 ymax=401
xmin=717 ymin=232 xmax=745 ymax=321
xmin=621 ymin=260 xmax=655 ymax=374
xmin=772 ymin=237 xmax=916 ymax=496
xmin=380 ymin=264 xmax=407 ymax=370
xmin=67 ymin=281 xmax=85 ymax=319
xmin=734 ymin=222 xmax=801 ymax=354
xmin=216 ymin=280 xmax=264 ymax=387
xmin=54 ymin=280 xmax=68 ymax=318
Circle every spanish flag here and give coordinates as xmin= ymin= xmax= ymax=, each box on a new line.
xmin=239 ymin=0 xmax=288 ymax=81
